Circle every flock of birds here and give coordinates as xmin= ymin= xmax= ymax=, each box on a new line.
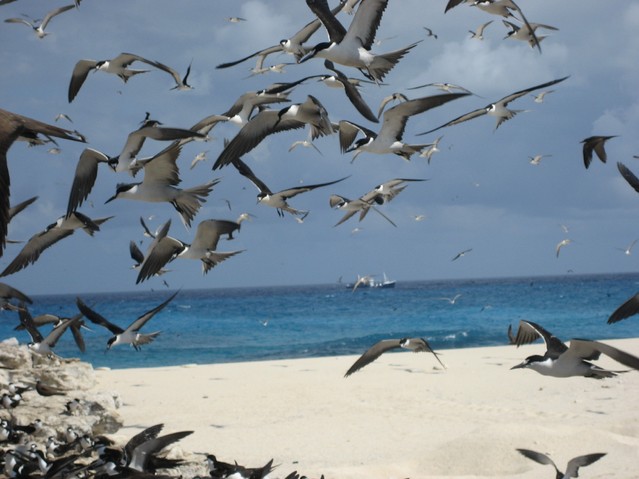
xmin=1 ymin=0 xmax=639 ymax=477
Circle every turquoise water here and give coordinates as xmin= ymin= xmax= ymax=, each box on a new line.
xmin=3 ymin=272 xmax=639 ymax=369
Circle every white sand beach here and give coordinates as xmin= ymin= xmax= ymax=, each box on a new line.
xmin=91 ymin=339 xmax=639 ymax=478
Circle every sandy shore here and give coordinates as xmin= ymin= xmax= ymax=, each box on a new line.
xmin=91 ymin=338 xmax=639 ymax=478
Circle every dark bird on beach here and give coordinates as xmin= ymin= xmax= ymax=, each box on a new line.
xmin=206 ymin=454 xmax=275 ymax=479
xmin=581 ymin=135 xmax=617 ymax=169
xmin=344 ymin=337 xmax=445 ymax=377
xmin=36 ymin=380 xmax=67 ymax=397
xmin=97 ymin=423 xmax=192 ymax=474
xmin=0 ymin=108 xmax=85 ymax=257
xmin=509 ymin=319 xmax=639 ymax=378
xmin=516 ymin=448 xmax=606 ymax=478
xmin=76 ymin=290 xmax=178 ymax=350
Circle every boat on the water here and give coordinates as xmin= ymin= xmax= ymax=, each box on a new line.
xmin=344 ymin=273 xmax=396 ymax=290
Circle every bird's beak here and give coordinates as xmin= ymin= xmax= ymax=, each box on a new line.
xmin=104 ymin=195 xmax=116 ymax=204
xmin=510 ymin=362 xmax=525 ymax=370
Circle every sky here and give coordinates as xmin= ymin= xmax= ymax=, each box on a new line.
xmin=1 ymin=0 xmax=639 ymax=296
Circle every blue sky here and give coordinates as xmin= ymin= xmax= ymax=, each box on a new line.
xmin=1 ymin=0 xmax=638 ymax=295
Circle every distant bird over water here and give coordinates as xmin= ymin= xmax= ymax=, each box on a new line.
xmin=76 ymin=290 xmax=178 ymax=350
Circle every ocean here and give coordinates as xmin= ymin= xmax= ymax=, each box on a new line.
xmin=3 ymin=272 xmax=639 ymax=370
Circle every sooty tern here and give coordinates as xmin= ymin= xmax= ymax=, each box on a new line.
xmin=502 ymin=19 xmax=558 ymax=49
xmin=377 ymin=92 xmax=408 ymax=119
xmin=419 ymin=76 xmax=569 ymax=135
xmin=16 ymin=305 xmax=83 ymax=356
xmin=0 ymin=108 xmax=85 ymax=256
xmin=67 ymin=52 xmax=161 ymax=102
xmin=105 ymin=143 xmax=219 ymax=228
xmin=4 ymin=4 xmax=75 ymax=39
xmin=135 ymin=218 xmax=245 ymax=283
xmin=206 ymin=454 xmax=275 ymax=479
xmin=0 ymin=212 xmax=113 ymax=277
xmin=516 ymin=448 xmax=606 ymax=478
xmin=329 ymin=178 xmax=425 ymax=227
xmin=339 ymin=92 xmax=468 ymax=161
xmin=213 ymin=95 xmax=334 ymax=170
xmin=111 ymin=119 xmax=204 ymax=174
xmin=345 ymin=337 xmax=445 ymax=377
xmin=419 ymin=135 xmax=443 ymax=163
xmin=217 ymin=2 xmax=345 ymax=70
xmin=65 ymin=148 xmax=112 ymax=218
xmin=12 ymin=304 xmax=87 ymax=353
xmin=0 ymin=282 xmax=32 ymax=306
xmin=468 ymin=20 xmax=493 ymax=40
xmin=76 ymin=290 xmax=178 ymax=351
xmin=144 ymin=58 xmax=194 ymax=91
xmin=301 ymin=0 xmax=420 ymax=83
xmin=581 ymin=135 xmax=617 ymax=169
xmin=510 ymin=319 xmax=639 ymax=378
xmin=233 ymin=156 xmax=348 ymax=218
xmin=322 ymin=60 xmax=378 ymax=122
xmin=97 ymin=423 xmax=192 ymax=474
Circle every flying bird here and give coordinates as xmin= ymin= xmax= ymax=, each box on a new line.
xmin=322 ymin=59 xmax=378 ymax=122
xmin=145 ymin=58 xmax=194 ymax=91
xmin=232 ymin=156 xmax=348 ymax=218
xmin=419 ymin=135 xmax=443 ymax=163
xmin=329 ymin=178 xmax=424 ymax=227
xmin=339 ymin=92 xmax=468 ymax=161
xmin=468 ymin=20 xmax=493 ymax=40
xmin=16 ymin=305 xmax=84 ymax=356
xmin=135 ymin=218 xmax=245 ymax=284
xmin=377 ymin=92 xmax=408 ymax=119
xmin=300 ymin=0 xmax=420 ymax=83
xmin=68 ymin=52 xmax=158 ymax=102
xmin=0 ymin=282 xmax=32 ymax=306
xmin=344 ymin=337 xmax=445 ymax=377
xmin=608 ymin=292 xmax=639 ymax=324
xmin=582 ymin=135 xmax=617 ymax=169
xmin=555 ymin=238 xmax=572 ymax=258
xmin=111 ymin=119 xmax=205 ymax=174
xmin=617 ymin=161 xmax=639 ymax=193
xmin=528 ymin=154 xmax=551 ymax=165
xmin=213 ymin=95 xmax=334 ymax=170
xmin=216 ymin=2 xmax=345 ymax=69
xmin=76 ymin=290 xmax=178 ymax=350
xmin=288 ymin=139 xmax=323 ymax=155
xmin=616 ymin=238 xmax=638 ymax=256
xmin=105 ymin=143 xmax=218 ymax=228
xmin=0 ymin=212 xmax=113 ymax=277
xmin=502 ymin=20 xmax=558 ymax=49
xmin=451 ymin=248 xmax=472 ymax=261
xmin=509 ymin=319 xmax=639 ymax=378
xmin=516 ymin=448 xmax=606 ymax=478
xmin=4 ymin=4 xmax=75 ymax=39
xmin=418 ymin=76 xmax=569 ymax=135
xmin=0 ymin=108 xmax=85 ymax=256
